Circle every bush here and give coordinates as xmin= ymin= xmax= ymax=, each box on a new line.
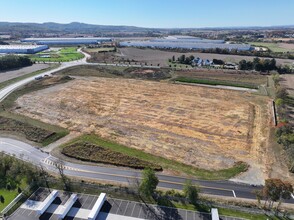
xmin=0 ymin=195 xmax=4 ymax=203
xmin=0 ymin=55 xmax=32 ymax=71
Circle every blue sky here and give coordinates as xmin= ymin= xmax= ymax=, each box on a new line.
xmin=0 ymin=0 xmax=293 ymax=28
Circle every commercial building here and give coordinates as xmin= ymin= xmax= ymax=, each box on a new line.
xmin=0 ymin=45 xmax=48 ymax=54
xmin=21 ymin=37 xmax=112 ymax=45
xmin=120 ymin=35 xmax=252 ymax=51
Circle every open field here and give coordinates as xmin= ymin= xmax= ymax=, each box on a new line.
xmin=174 ymin=69 xmax=268 ymax=86
xmin=0 ymin=64 xmax=49 ymax=83
xmin=56 ymin=65 xmax=171 ymax=80
xmin=249 ymin=42 xmax=294 ymax=53
xmin=29 ymin=47 xmax=84 ymax=62
xmin=117 ymin=48 xmax=294 ymax=66
xmin=13 ymin=76 xmax=271 ymax=176
xmin=84 ymin=47 xmax=115 ymax=53
xmin=280 ymin=74 xmax=294 ymax=97
xmin=0 ymin=76 xmax=70 ymax=146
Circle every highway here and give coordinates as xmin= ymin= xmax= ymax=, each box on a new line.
xmin=0 ymin=49 xmax=293 ymax=204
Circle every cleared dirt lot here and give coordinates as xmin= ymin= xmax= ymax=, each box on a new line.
xmin=14 ymin=77 xmax=270 ymax=171
xmin=117 ymin=48 xmax=294 ymax=66
xmin=0 ymin=64 xmax=49 ymax=83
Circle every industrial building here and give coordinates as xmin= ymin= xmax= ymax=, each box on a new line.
xmin=0 ymin=45 xmax=48 ymax=54
xmin=120 ymin=35 xmax=252 ymax=51
xmin=21 ymin=37 xmax=112 ymax=45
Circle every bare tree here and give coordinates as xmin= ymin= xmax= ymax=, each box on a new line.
xmin=53 ymin=159 xmax=71 ymax=191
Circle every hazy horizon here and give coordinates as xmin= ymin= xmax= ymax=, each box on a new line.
xmin=1 ymin=0 xmax=294 ymax=28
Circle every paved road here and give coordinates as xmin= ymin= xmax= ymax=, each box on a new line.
xmin=0 ymin=49 xmax=293 ymax=205
xmin=1 ymin=137 xmax=293 ymax=204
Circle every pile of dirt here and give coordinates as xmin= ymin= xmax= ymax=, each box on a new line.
xmin=57 ymin=65 xmax=171 ymax=81
xmin=62 ymin=142 xmax=162 ymax=170
xmin=124 ymin=67 xmax=171 ymax=80
xmin=0 ymin=116 xmax=55 ymax=143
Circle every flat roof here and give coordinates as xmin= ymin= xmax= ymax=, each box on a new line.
xmin=0 ymin=45 xmax=47 ymax=49
xmin=8 ymin=188 xmax=242 ymax=220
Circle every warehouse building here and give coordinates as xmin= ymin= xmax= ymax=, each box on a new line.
xmin=0 ymin=45 xmax=48 ymax=54
xmin=120 ymin=35 xmax=252 ymax=51
xmin=21 ymin=37 xmax=112 ymax=45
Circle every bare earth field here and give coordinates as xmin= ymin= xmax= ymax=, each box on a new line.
xmin=118 ymin=48 xmax=294 ymax=66
xmin=14 ymin=77 xmax=271 ymax=175
xmin=281 ymin=74 xmax=294 ymax=97
xmin=0 ymin=64 xmax=49 ymax=83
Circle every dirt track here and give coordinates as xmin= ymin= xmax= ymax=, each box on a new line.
xmin=14 ymin=77 xmax=271 ymax=171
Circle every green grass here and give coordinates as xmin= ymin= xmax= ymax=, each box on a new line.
xmin=167 ymin=61 xmax=191 ymax=69
xmin=157 ymin=198 xmax=279 ymax=219
xmin=61 ymin=134 xmax=249 ymax=180
xmin=30 ymin=47 xmax=84 ymax=62
xmin=248 ymin=42 xmax=294 ymax=53
xmin=218 ymin=208 xmax=280 ymax=220
xmin=0 ymin=180 xmax=27 ymax=212
xmin=174 ymin=77 xmax=258 ymax=89
xmin=62 ymin=141 xmax=162 ymax=170
xmin=0 ymin=64 xmax=59 ymax=90
xmin=85 ymin=47 xmax=115 ymax=53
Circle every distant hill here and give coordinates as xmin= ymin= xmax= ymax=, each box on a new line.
xmin=0 ymin=22 xmax=156 ymax=35
xmin=0 ymin=22 xmax=293 ymax=36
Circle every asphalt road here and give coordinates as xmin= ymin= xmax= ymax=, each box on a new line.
xmin=0 ymin=49 xmax=293 ymax=204
xmin=1 ymin=137 xmax=293 ymax=204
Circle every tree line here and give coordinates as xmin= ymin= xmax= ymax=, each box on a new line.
xmin=0 ymin=55 xmax=32 ymax=71
xmin=272 ymin=74 xmax=294 ymax=173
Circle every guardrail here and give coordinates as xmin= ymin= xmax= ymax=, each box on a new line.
xmin=0 ymin=192 xmax=24 ymax=216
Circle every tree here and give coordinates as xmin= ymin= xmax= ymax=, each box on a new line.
xmin=172 ymin=55 xmax=175 ymax=62
xmin=238 ymin=60 xmax=247 ymax=70
xmin=262 ymin=178 xmax=293 ymax=210
xmin=0 ymin=195 xmax=4 ymax=203
xmin=275 ymin=98 xmax=284 ymax=107
xmin=183 ymin=180 xmax=199 ymax=205
xmin=139 ymin=167 xmax=159 ymax=197
xmin=53 ymin=159 xmax=71 ymax=191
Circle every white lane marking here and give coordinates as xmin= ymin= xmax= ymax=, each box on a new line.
xmin=123 ymin=202 xmax=130 ymax=216
xmin=130 ymin=203 xmax=136 ymax=217
xmin=232 ymin=190 xmax=236 ymax=198
xmin=116 ymin=200 xmax=122 ymax=215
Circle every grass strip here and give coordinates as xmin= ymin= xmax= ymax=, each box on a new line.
xmin=62 ymin=142 xmax=162 ymax=170
xmin=174 ymin=77 xmax=258 ymax=89
xmin=61 ymin=134 xmax=249 ymax=180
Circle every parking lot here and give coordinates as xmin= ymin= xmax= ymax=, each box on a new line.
xmin=8 ymin=188 xmax=244 ymax=220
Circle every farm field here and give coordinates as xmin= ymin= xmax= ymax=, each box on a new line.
xmin=84 ymin=47 xmax=115 ymax=53
xmin=13 ymin=76 xmax=271 ymax=175
xmin=248 ymin=42 xmax=294 ymax=53
xmin=117 ymin=47 xmax=294 ymax=66
xmin=174 ymin=69 xmax=267 ymax=88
